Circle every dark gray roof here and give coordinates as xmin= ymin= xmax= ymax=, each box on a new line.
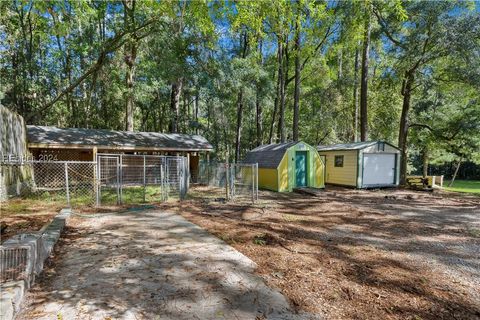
xmin=317 ymin=140 xmax=398 ymax=151
xmin=243 ymin=141 xmax=298 ymax=169
xmin=27 ymin=126 xmax=213 ymax=151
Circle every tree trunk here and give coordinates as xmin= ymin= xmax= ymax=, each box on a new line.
xmin=278 ymin=38 xmax=286 ymax=143
xmin=398 ymin=72 xmax=414 ymax=185
xmin=256 ymin=40 xmax=263 ymax=146
xmin=360 ymin=11 xmax=371 ymax=142
xmin=292 ymin=13 xmax=301 ymax=142
xmin=235 ymin=90 xmax=244 ymax=163
xmin=448 ymin=158 xmax=462 ymax=187
xmin=353 ymin=48 xmax=360 ymax=142
xmin=235 ymin=31 xmax=248 ymax=162
xmin=256 ymin=89 xmax=263 ymax=146
xmin=422 ymin=147 xmax=429 ymax=178
xmin=169 ymin=78 xmax=183 ymax=133
xmin=125 ymin=56 xmax=136 ymax=131
xmin=194 ymin=94 xmax=199 ymax=135
xmin=123 ymin=0 xmax=137 ymax=132
xmin=269 ymin=38 xmax=283 ymax=144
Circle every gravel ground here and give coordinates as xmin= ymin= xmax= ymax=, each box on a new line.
xmin=171 ymin=186 xmax=480 ymax=319
xmin=17 ymin=210 xmax=317 ymax=320
xmin=318 ymin=188 xmax=480 ymax=303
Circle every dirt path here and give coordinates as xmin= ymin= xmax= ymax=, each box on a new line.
xmin=17 ymin=210 xmax=315 ymax=320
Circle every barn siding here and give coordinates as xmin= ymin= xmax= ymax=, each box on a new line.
xmin=278 ymin=153 xmax=289 ymax=192
xmin=320 ymin=150 xmax=358 ymax=187
xmin=315 ymin=154 xmax=325 ymax=187
xmin=257 ymin=168 xmax=278 ymax=191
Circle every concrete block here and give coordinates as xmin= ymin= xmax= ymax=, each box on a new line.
xmin=0 ymin=208 xmax=70 ymax=320
xmin=0 ymin=292 xmax=14 ymax=320
xmin=0 ymin=280 xmax=26 ymax=320
xmin=58 ymin=208 xmax=72 ymax=217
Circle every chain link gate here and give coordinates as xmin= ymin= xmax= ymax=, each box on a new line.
xmin=198 ymin=161 xmax=258 ymax=202
xmin=96 ymin=154 xmax=188 ymax=205
xmin=97 ymin=156 xmax=120 ymax=205
xmin=228 ymin=163 xmax=259 ymax=202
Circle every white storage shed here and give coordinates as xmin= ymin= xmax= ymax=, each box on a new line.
xmin=317 ymin=141 xmax=400 ymax=188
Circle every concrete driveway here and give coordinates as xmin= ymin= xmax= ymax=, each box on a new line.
xmin=17 ymin=210 xmax=311 ymax=320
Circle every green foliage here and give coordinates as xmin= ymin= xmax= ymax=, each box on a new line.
xmin=0 ymin=0 xmax=478 ymax=172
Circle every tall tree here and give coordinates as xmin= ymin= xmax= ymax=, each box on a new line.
xmin=123 ymin=0 xmax=137 ymax=131
xmin=352 ymin=47 xmax=360 ymax=142
xmin=292 ymin=0 xmax=302 ymax=141
xmin=234 ymin=30 xmax=248 ymax=163
xmin=359 ymin=4 xmax=371 ymax=141
xmin=255 ymin=39 xmax=264 ymax=146
xmin=375 ymin=1 xmax=479 ymax=184
xmin=169 ymin=79 xmax=183 ymax=132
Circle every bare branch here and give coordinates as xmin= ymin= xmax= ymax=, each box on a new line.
xmin=373 ymin=7 xmax=403 ymax=48
xmin=28 ymin=19 xmax=158 ymax=121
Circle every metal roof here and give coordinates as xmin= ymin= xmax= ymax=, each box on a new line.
xmin=243 ymin=141 xmax=298 ymax=168
xmin=27 ymin=125 xmax=213 ymax=151
xmin=317 ymin=140 xmax=398 ymax=151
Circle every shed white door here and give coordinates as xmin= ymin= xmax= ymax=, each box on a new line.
xmin=362 ymin=154 xmax=395 ymax=186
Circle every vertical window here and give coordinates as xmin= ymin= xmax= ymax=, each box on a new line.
xmin=334 ymin=155 xmax=344 ymax=167
xmin=378 ymin=142 xmax=385 ymax=151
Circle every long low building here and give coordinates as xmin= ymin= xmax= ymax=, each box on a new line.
xmin=26 ymin=125 xmax=213 ymax=178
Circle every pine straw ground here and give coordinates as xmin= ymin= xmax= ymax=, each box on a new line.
xmin=159 ymin=185 xmax=480 ymax=320
xmin=0 ymin=199 xmax=63 ymax=241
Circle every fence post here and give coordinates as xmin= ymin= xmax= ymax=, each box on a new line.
xmin=143 ymin=155 xmax=146 ymax=202
xmin=116 ymin=157 xmax=120 ymax=205
xmin=160 ymin=163 xmax=165 ymax=201
xmin=119 ymin=155 xmax=123 ymax=204
xmin=182 ymin=157 xmax=187 ymax=199
xmin=225 ymin=162 xmax=229 ymax=201
xmin=96 ymin=157 xmax=100 ymax=206
xmin=256 ymin=163 xmax=259 ymax=200
xmin=251 ymin=164 xmax=255 ymax=203
xmin=179 ymin=158 xmax=184 ymax=200
xmin=64 ymin=162 xmax=70 ymax=207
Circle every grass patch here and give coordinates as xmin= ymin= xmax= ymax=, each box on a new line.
xmin=2 ymin=185 xmax=170 ymax=216
xmin=443 ymin=180 xmax=480 ymax=195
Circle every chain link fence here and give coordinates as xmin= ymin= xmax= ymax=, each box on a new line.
xmin=198 ymin=161 xmax=258 ymax=202
xmin=0 ymin=154 xmax=189 ymax=207
xmin=1 ymin=160 xmax=96 ymax=207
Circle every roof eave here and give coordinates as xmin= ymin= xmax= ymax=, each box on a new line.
xmin=27 ymin=143 xmax=213 ymax=152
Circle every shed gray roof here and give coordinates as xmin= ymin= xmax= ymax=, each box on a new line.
xmin=317 ymin=140 xmax=398 ymax=151
xmin=243 ymin=141 xmax=298 ymax=168
xmin=27 ymin=126 xmax=213 ymax=151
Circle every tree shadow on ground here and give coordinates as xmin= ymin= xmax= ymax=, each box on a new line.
xmin=17 ymin=211 xmax=308 ymax=320
xmin=176 ymin=186 xmax=480 ymax=319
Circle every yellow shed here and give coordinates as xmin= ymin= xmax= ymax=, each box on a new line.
xmin=243 ymin=141 xmax=325 ymax=192
xmin=317 ymin=141 xmax=400 ymax=188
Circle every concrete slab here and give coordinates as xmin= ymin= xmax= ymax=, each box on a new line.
xmin=16 ymin=211 xmax=317 ymax=320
